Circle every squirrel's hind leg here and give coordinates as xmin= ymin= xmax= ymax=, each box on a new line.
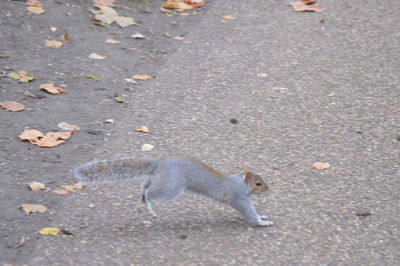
xmin=142 ymin=190 xmax=157 ymax=218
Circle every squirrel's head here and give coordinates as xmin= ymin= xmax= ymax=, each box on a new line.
xmin=243 ymin=172 xmax=268 ymax=192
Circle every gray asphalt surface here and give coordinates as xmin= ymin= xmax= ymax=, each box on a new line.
xmin=26 ymin=0 xmax=400 ymax=265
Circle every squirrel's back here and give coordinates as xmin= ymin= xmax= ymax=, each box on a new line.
xmin=74 ymin=158 xmax=158 ymax=184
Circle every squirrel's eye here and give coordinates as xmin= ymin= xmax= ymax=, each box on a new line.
xmin=255 ymin=182 xmax=262 ymax=186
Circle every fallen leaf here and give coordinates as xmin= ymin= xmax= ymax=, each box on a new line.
xmin=38 ymin=227 xmax=60 ymax=236
xmin=57 ymin=122 xmax=80 ymax=131
xmin=49 ymin=26 xmax=57 ymax=32
xmin=93 ymin=0 xmax=115 ymax=6
xmin=60 ymin=34 xmax=69 ymax=41
xmin=91 ymin=4 xmax=135 ymax=27
xmin=27 ymin=181 xmax=45 ymax=191
xmin=52 ymin=190 xmax=70 ymax=195
xmin=105 ymin=38 xmax=121 ymax=44
xmin=112 ymin=97 xmax=126 ymax=103
xmin=163 ymin=0 xmax=194 ymax=10
xmin=124 ymin=78 xmax=137 ymax=84
xmin=312 ymin=162 xmax=331 ymax=170
xmin=8 ymin=71 xmax=35 ymax=83
xmin=27 ymin=6 xmax=45 ymax=14
xmin=184 ymin=0 xmax=204 ymax=8
xmin=19 ymin=129 xmax=73 ymax=147
xmin=131 ymin=32 xmax=146 ymax=39
xmin=141 ymin=143 xmax=154 ymax=151
xmin=0 ymin=101 xmax=25 ymax=112
xmin=20 ymin=203 xmax=47 ymax=215
xmin=257 ymin=73 xmax=268 ymax=78
xmin=40 ymin=83 xmax=66 ymax=95
xmin=105 ymin=118 xmax=114 ymax=123
xmin=89 ymin=53 xmax=106 ymax=60
xmin=84 ymin=74 xmax=101 ymax=80
xmin=135 ymin=126 xmax=149 ymax=133
xmin=26 ymin=0 xmax=42 ymax=6
xmin=132 ymin=74 xmax=154 ymax=80
xmin=289 ymin=0 xmax=325 ymax=12
xmin=45 ymin=40 xmax=63 ymax=48
xmin=63 ymin=183 xmax=83 ymax=192
xmin=222 ymin=15 xmax=236 ymax=21
xmin=15 ymin=237 xmax=26 ymax=249
xmin=173 ymin=36 xmax=185 ymax=40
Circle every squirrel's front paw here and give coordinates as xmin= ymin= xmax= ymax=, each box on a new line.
xmin=260 ymin=215 xmax=270 ymax=221
xmin=259 ymin=220 xmax=274 ymax=227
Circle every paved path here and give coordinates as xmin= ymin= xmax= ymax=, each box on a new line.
xmin=29 ymin=0 xmax=399 ymax=264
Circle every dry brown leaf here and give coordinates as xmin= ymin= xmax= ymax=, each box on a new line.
xmin=312 ymin=162 xmax=331 ymax=170
xmin=105 ymin=38 xmax=121 ymax=44
xmin=132 ymin=74 xmax=154 ymax=80
xmin=15 ymin=237 xmax=26 ymax=249
xmin=0 ymin=101 xmax=25 ymax=112
xmin=27 ymin=181 xmax=45 ymax=191
xmin=19 ymin=129 xmax=74 ymax=148
xmin=135 ymin=126 xmax=149 ymax=133
xmin=163 ymin=0 xmax=193 ymax=10
xmin=45 ymin=40 xmax=63 ymax=48
xmin=52 ymin=190 xmax=70 ymax=195
xmin=20 ymin=203 xmax=47 ymax=215
xmin=289 ymin=1 xmax=325 ymax=12
xmin=27 ymin=6 xmax=45 ymax=14
xmin=63 ymin=183 xmax=83 ymax=192
xmin=89 ymin=53 xmax=106 ymax=60
xmin=26 ymin=0 xmax=42 ymax=7
xmin=40 ymin=83 xmax=66 ymax=95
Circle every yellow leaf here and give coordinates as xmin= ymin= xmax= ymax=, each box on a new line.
xmin=38 ymin=227 xmax=60 ymax=236
xmin=20 ymin=204 xmax=47 ymax=215
xmin=163 ymin=0 xmax=193 ymax=10
xmin=63 ymin=183 xmax=83 ymax=192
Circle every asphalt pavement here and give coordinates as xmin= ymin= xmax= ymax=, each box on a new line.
xmin=22 ymin=0 xmax=400 ymax=265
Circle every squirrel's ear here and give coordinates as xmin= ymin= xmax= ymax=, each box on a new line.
xmin=243 ymin=171 xmax=254 ymax=183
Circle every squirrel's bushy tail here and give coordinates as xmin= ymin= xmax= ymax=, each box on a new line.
xmin=74 ymin=158 xmax=158 ymax=185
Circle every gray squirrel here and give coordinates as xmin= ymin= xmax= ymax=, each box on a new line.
xmin=74 ymin=157 xmax=273 ymax=226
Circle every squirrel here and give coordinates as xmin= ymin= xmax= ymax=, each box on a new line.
xmin=74 ymin=157 xmax=273 ymax=227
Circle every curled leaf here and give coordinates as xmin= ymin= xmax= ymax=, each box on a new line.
xmin=40 ymin=83 xmax=66 ymax=95
xmin=89 ymin=53 xmax=106 ymax=60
